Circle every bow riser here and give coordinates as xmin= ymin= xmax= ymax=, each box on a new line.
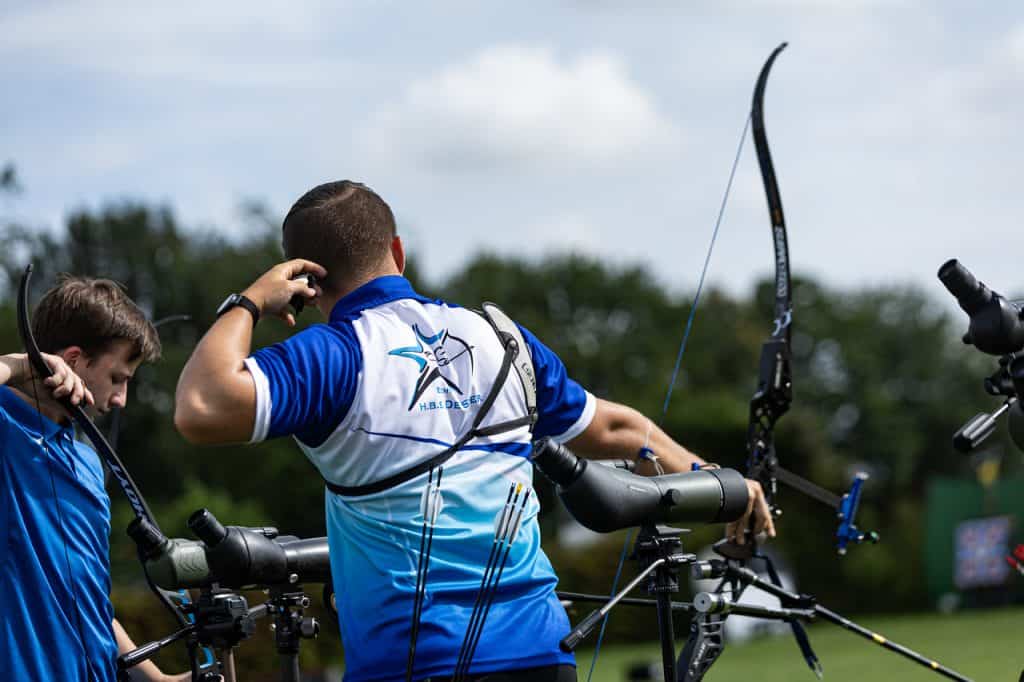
xmin=680 ymin=42 xmax=805 ymax=681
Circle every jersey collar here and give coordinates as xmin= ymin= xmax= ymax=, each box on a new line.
xmin=329 ymin=275 xmax=437 ymax=323
xmin=0 ymin=385 xmax=70 ymax=440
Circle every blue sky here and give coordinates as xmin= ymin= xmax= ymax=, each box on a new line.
xmin=2 ymin=1 xmax=1022 ymax=300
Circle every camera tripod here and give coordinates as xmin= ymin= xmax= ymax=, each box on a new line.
xmin=556 ymin=524 xmax=812 ymax=682
xmin=117 ymin=583 xmax=320 ymax=682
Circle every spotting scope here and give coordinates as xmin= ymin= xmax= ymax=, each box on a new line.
xmin=128 ymin=509 xmax=331 ymax=590
xmin=531 ymin=438 xmax=749 ymax=532
xmin=939 ymin=259 xmax=1024 ymax=355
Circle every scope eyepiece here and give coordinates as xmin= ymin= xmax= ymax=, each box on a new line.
xmin=939 ymin=259 xmax=992 ymax=317
xmin=189 ymin=508 xmax=228 ymax=546
xmin=127 ymin=517 xmax=169 ymax=558
xmin=530 ymin=437 xmax=587 ymax=485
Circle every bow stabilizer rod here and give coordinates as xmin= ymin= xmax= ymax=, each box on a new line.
xmin=695 ymin=559 xmax=973 ymax=681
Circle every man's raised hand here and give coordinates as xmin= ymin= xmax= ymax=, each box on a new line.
xmin=1 ymin=352 xmax=94 ymax=407
xmin=242 ymin=259 xmax=327 ymax=327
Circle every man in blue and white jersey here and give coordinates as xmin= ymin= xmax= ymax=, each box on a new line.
xmin=175 ymin=181 xmax=774 ymax=682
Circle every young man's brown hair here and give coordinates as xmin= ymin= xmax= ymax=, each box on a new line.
xmin=281 ymin=180 xmax=397 ymax=295
xmin=31 ymin=274 xmax=161 ymax=362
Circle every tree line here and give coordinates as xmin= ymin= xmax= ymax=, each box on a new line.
xmin=0 ymin=191 xmax=1012 ymax=676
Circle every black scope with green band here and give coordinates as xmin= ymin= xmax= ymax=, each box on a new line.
xmin=128 ymin=510 xmax=331 ymax=590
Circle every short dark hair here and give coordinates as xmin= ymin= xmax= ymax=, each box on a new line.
xmin=32 ymin=274 xmax=161 ymax=364
xmin=282 ymin=181 xmax=396 ymax=293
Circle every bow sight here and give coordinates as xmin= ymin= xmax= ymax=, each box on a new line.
xmin=939 ymin=259 xmax=1024 ymax=454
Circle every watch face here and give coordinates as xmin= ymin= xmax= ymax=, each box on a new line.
xmin=216 ymin=293 xmax=240 ymax=316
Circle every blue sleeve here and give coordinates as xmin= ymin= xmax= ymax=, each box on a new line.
xmin=247 ymin=323 xmax=362 ymax=447
xmin=0 ymin=408 xmax=9 ymax=544
xmin=517 ymin=324 xmax=593 ymax=440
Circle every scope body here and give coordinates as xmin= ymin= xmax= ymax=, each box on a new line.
xmin=531 ymin=438 xmax=749 ymax=533
xmin=129 ymin=512 xmax=331 ymax=590
xmin=189 ymin=509 xmax=331 ymax=589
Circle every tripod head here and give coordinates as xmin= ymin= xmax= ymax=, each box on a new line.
xmin=953 ymin=355 xmax=1024 ymax=453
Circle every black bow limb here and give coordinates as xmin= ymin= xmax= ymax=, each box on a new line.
xmin=17 ymin=264 xmax=202 ymax=677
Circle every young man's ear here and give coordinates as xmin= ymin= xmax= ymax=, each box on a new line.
xmin=60 ymin=346 xmax=85 ymax=370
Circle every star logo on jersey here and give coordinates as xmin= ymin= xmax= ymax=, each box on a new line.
xmin=388 ymin=324 xmax=475 ymax=410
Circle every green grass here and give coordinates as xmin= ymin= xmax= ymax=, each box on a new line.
xmin=574 ymin=606 xmax=1021 ymax=682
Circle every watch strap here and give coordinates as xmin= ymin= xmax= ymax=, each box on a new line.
xmin=218 ymin=294 xmax=260 ymax=326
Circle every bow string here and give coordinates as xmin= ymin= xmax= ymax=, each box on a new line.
xmin=583 ymin=42 xmax=785 ymax=682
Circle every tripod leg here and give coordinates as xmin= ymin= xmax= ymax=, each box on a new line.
xmin=280 ymin=653 xmax=300 ymax=682
xmin=219 ymin=649 xmax=236 ymax=682
xmin=656 ymin=591 xmax=676 ymax=682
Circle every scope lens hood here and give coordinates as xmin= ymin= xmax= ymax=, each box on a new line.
xmin=704 ymin=468 xmax=750 ymax=523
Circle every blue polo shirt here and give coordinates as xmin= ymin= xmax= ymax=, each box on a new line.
xmin=0 ymin=386 xmax=117 ymax=682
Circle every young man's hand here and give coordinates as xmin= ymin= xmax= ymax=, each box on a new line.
xmin=113 ymin=619 xmax=223 ymax=682
xmin=0 ymin=352 xmax=94 ymax=407
xmin=241 ymin=259 xmax=326 ymax=327
xmin=724 ymin=478 xmax=776 ymax=545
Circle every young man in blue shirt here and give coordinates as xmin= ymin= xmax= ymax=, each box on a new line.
xmin=175 ymin=181 xmax=774 ymax=681
xmin=1 ymin=275 xmax=190 ymax=682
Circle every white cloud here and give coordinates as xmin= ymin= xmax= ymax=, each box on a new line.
xmin=2 ymin=2 xmax=322 ymax=50
xmin=1007 ymin=23 xmax=1024 ymax=64
xmin=0 ymin=1 xmax=347 ymax=88
xmin=360 ymin=45 xmax=682 ymax=173
xmin=521 ymin=212 xmax=599 ymax=255
xmin=739 ymin=0 xmax=917 ymax=8
xmin=848 ymin=23 xmax=1024 ymax=144
xmin=3 ymin=2 xmax=1023 ymax=302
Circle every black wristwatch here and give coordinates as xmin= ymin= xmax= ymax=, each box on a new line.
xmin=216 ymin=293 xmax=260 ymax=326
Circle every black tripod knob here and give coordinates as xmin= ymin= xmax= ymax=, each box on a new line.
xmin=300 ymin=617 xmax=319 ymax=639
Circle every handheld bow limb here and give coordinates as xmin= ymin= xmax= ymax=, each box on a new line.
xmin=18 ymin=264 xmax=205 ymax=678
